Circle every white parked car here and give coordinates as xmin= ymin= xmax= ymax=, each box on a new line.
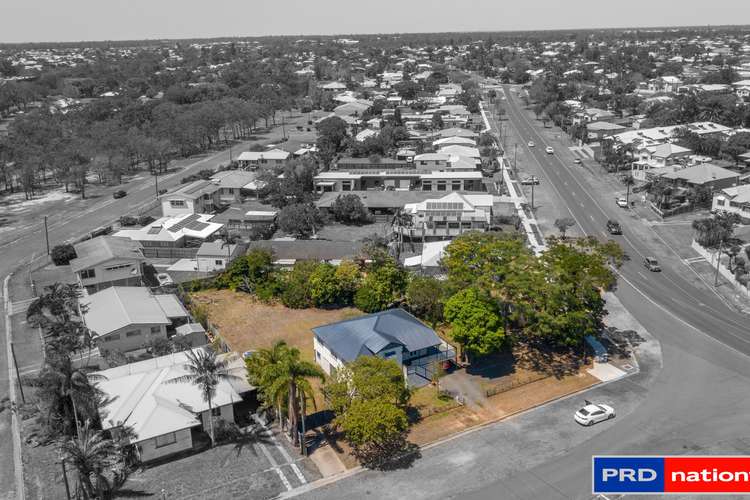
xmin=528 ymin=140 xmax=535 ymax=147
xmin=520 ymin=175 xmax=540 ymax=185
xmin=574 ymin=403 xmax=615 ymax=426
xmin=156 ymin=273 xmax=174 ymax=286
xmin=545 ymin=146 xmax=554 ymax=154
xmin=616 ymin=197 xmax=628 ymax=208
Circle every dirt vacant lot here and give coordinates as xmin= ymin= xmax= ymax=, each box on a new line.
xmin=191 ymin=289 xmax=362 ymax=362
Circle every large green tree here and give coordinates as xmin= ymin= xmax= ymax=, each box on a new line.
xmin=444 ymin=287 xmax=505 ymax=359
xmin=354 ymin=261 xmax=408 ymax=313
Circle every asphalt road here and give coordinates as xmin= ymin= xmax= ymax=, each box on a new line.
xmin=292 ymin=89 xmax=750 ymax=500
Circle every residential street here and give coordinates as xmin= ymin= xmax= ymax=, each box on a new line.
xmin=289 ymin=88 xmax=750 ymax=500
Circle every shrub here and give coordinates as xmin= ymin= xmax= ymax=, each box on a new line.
xmin=330 ymin=194 xmax=372 ymax=224
xmin=50 ymin=244 xmax=77 ymax=265
xmin=279 ymin=261 xmax=317 ymax=308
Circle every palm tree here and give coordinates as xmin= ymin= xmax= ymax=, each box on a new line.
xmin=166 ymin=348 xmax=241 ymax=446
xmin=60 ymin=420 xmax=118 ymax=499
xmin=246 ymin=341 xmax=292 ymax=429
xmin=41 ymin=354 xmax=105 ymax=438
xmin=621 ymin=174 xmax=636 ymax=206
xmin=265 ymin=346 xmax=324 ymax=446
xmin=220 ymin=230 xmax=242 ymax=267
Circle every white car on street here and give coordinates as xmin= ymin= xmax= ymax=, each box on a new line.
xmin=574 ymin=403 xmax=615 ymax=426
xmin=528 ymin=140 xmax=535 ymax=147
xmin=616 ymin=197 xmax=628 ymax=208
xmin=545 ymin=146 xmax=554 ymax=154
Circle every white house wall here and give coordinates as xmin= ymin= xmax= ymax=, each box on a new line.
xmin=313 ymin=337 xmax=344 ymax=375
xmin=138 ymin=427 xmax=193 ymax=462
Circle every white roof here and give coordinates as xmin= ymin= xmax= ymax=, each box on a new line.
xmin=438 ymin=145 xmax=481 ymax=158
xmin=114 ymin=214 xmax=223 ymax=243
xmin=404 ymin=192 xmax=493 ymax=216
xmin=236 ymin=148 xmax=290 ymax=161
xmin=81 ymin=287 xmax=187 ymax=338
xmin=420 ymin=171 xmax=483 ymax=179
xmin=404 ymin=240 xmax=451 ymax=268
xmin=95 ymin=349 xmax=247 ymax=442
xmin=432 ymin=136 xmax=477 ymax=147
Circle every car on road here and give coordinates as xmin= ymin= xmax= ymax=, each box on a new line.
xmin=616 ymin=197 xmax=628 ymax=208
xmin=606 ymin=220 xmax=622 ymax=235
xmin=573 ymin=158 xmax=582 ymax=164
xmin=113 ymin=190 xmax=127 ymax=199
xmin=574 ymin=403 xmax=615 ymax=426
xmin=528 ymin=140 xmax=535 ymax=147
xmin=545 ymin=146 xmax=554 ymax=154
xmin=520 ymin=175 xmax=540 ymax=185
xmin=644 ymin=257 xmax=661 ymax=272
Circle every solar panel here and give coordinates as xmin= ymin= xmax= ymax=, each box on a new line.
xmin=168 ymin=214 xmax=202 ymax=232
xmin=426 ymin=201 xmax=463 ymax=211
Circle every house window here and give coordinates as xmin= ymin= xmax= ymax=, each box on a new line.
xmin=104 ymin=264 xmax=132 ymax=272
xmin=80 ymin=269 xmax=96 ymax=279
xmin=150 ymin=326 xmax=161 ymax=334
xmin=341 ymin=181 xmax=352 ymax=191
xmin=211 ymin=407 xmax=221 ymax=416
xmin=104 ymin=333 xmax=120 ymax=342
xmin=126 ymin=330 xmax=141 ymax=338
xmin=316 ymin=350 xmax=321 ymax=359
xmin=716 ymin=199 xmax=725 ymax=206
xmin=437 ymin=181 xmax=447 ymax=191
xmin=170 ymin=200 xmax=186 ymax=208
xmin=451 ymin=181 xmax=462 ymax=191
xmin=215 ymin=260 xmax=223 ymax=265
xmin=155 ymin=432 xmax=177 ymax=448
xmin=464 ymin=180 xmax=474 ymax=191
xmin=382 ymin=350 xmax=396 ymax=359
xmin=422 ymin=181 xmax=432 ymax=191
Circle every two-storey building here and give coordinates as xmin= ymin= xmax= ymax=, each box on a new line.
xmin=71 ymin=237 xmax=147 ymax=294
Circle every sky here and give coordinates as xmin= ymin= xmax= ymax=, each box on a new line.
xmin=1 ymin=0 xmax=748 ymax=43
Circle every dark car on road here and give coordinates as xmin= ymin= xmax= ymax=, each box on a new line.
xmin=606 ymin=220 xmax=622 ymax=235
xmin=644 ymin=257 xmax=661 ymax=272
xmin=113 ymin=190 xmax=127 ymax=199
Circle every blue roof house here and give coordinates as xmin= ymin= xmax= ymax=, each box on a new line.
xmin=312 ymin=308 xmax=455 ymax=387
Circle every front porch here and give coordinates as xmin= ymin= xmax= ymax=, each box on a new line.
xmin=404 ymin=342 xmax=457 ymax=387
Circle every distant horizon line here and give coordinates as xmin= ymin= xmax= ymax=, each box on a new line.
xmin=1 ymin=22 xmax=749 ymax=47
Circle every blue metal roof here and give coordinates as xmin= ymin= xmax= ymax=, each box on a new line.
xmin=312 ymin=308 xmax=442 ymax=363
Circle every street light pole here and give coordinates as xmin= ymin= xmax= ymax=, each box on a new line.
xmin=44 ymin=216 xmax=50 ymax=255
xmin=514 ymin=143 xmax=518 ymax=173
xmin=154 ymin=173 xmax=159 ymax=199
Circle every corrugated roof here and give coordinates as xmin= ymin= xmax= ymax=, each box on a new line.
xmin=71 ymin=236 xmax=144 ymax=272
xmin=312 ymin=308 xmax=442 ymax=363
xmin=81 ymin=287 xmax=183 ymax=337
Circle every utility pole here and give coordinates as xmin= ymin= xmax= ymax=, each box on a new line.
xmin=281 ymin=114 xmax=286 ymax=140
xmin=229 ymin=142 xmax=233 ymax=163
xmin=43 ymin=216 xmax=50 ymax=255
xmin=514 ymin=143 xmax=518 ymax=173
xmin=10 ymin=343 xmax=24 ymax=403
xmin=154 ymin=173 xmax=159 ymax=199
xmin=530 ymin=182 xmax=535 ymax=210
